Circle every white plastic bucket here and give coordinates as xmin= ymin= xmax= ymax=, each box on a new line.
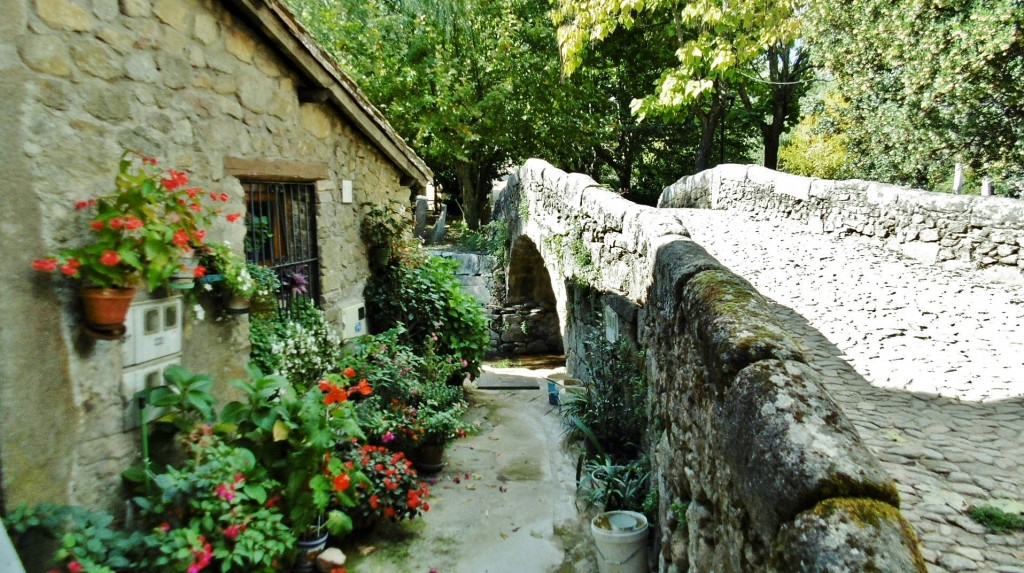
xmin=591 ymin=510 xmax=649 ymax=573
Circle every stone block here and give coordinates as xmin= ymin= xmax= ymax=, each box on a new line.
xmin=225 ymin=24 xmax=256 ymax=63
xmin=36 ymin=0 xmax=93 ymax=31
xmin=152 ymin=0 xmax=191 ymax=33
xmin=72 ymin=38 xmax=121 ymax=79
xmin=716 ymin=360 xmax=899 ymax=540
xmin=681 ymin=270 xmax=804 ymax=386
xmin=124 ymin=52 xmax=158 ymax=82
xmin=651 ymin=239 xmax=726 ymax=301
xmin=771 ymin=498 xmax=925 ymax=573
xmin=18 ymin=34 xmax=71 ymax=77
xmin=119 ymin=0 xmax=151 ymax=17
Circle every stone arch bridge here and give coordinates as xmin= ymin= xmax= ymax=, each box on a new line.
xmin=491 ymin=159 xmax=1024 ymax=573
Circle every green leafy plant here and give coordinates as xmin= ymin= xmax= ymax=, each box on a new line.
xmin=134 ymin=435 xmax=295 ymax=573
xmin=560 ymin=336 xmax=647 ymax=462
xmin=201 ymin=242 xmax=256 ymax=299
xmin=220 ymin=365 xmax=370 ymax=535
xmin=362 ymin=203 xmax=489 ymax=379
xmin=576 ymin=455 xmax=650 ymax=514
xmin=31 ymin=150 xmax=239 ymax=290
xmin=3 ymin=503 xmax=145 ymax=572
xmin=247 ymin=264 xmax=281 ymax=315
xmin=968 ymin=505 xmax=1024 ymax=534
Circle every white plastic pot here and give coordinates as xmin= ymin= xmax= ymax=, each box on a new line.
xmin=591 ymin=510 xmax=649 ymax=573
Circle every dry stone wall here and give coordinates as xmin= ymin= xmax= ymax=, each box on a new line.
xmin=495 ymin=159 xmax=925 ymax=572
xmin=2 ymin=0 xmax=409 ymax=513
xmin=660 ymin=164 xmax=1024 ymax=272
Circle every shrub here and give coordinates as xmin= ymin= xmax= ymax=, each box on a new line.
xmin=365 ymin=255 xmax=489 ymax=379
xmin=249 ymin=298 xmax=342 ymax=388
xmin=348 ymin=445 xmax=430 ymax=522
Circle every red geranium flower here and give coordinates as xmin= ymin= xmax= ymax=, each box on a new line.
xmin=342 ymin=366 xmax=356 ymax=378
xmin=99 ymin=250 xmax=121 ymax=266
xmin=162 ymin=169 xmax=188 ymax=190
xmin=32 ymin=258 xmax=58 ymax=272
xmin=333 ymin=473 xmax=351 ymax=492
xmin=226 ymin=212 xmax=241 ymax=223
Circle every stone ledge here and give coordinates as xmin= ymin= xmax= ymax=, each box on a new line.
xmin=681 ymin=270 xmax=804 ymax=386
xmin=716 ymin=360 xmax=899 ymax=539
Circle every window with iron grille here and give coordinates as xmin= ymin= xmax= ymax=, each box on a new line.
xmin=243 ymin=181 xmax=320 ymax=312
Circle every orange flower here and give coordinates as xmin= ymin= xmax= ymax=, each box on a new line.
xmin=348 ymin=378 xmax=372 ymax=397
xmin=332 ymin=473 xmax=351 ymax=492
xmin=342 ymin=366 xmax=356 ymax=378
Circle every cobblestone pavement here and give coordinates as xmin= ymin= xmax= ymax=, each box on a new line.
xmin=673 ymin=208 xmax=1024 ymax=572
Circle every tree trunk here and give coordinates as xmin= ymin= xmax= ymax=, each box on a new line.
xmin=695 ymin=90 xmax=724 ymax=172
xmin=763 ymin=106 xmax=787 ymax=170
xmin=454 ymin=161 xmax=481 ymax=230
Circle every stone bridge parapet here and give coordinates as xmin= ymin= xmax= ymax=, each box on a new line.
xmin=660 ymin=164 xmax=1024 ymax=273
xmin=494 ymin=159 xmax=925 ymax=572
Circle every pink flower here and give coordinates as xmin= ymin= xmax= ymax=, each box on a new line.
xmin=382 ymin=431 xmax=396 ymax=443
xmin=158 ymin=521 xmax=171 ymax=532
xmin=67 ymin=562 xmax=83 ymax=573
xmin=224 ymin=523 xmax=241 ymax=540
xmin=215 ymin=483 xmax=235 ymax=501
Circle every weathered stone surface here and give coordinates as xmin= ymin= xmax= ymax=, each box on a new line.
xmin=224 ymin=24 xmax=256 ymax=62
xmin=119 ymin=0 xmax=151 ymax=17
xmin=18 ymin=35 xmax=72 ymax=76
xmin=151 ymin=0 xmax=190 ymax=32
xmin=72 ymin=38 xmax=121 ymax=79
xmin=772 ymin=498 xmax=926 ymax=573
xmin=36 ymin=0 xmax=93 ymax=31
xmin=682 ymin=270 xmax=804 ymax=385
xmin=718 ymin=360 xmax=899 ymax=538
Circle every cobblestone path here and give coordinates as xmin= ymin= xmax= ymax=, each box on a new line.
xmin=673 ymin=208 xmax=1024 ymax=572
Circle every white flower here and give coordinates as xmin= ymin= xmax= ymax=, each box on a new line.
xmin=193 ymin=303 xmax=206 ymax=321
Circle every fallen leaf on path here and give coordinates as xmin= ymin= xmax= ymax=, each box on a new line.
xmin=466 ymin=483 xmax=477 ymax=490
xmin=358 ymin=545 xmax=376 ymax=556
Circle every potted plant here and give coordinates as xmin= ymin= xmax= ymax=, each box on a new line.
xmin=201 ymin=242 xmax=257 ymax=314
xmin=31 ymin=150 xmax=240 ymax=336
xmin=247 ymin=263 xmax=281 ymax=316
xmin=221 ymin=366 xmax=372 ymax=569
xmin=346 ymin=444 xmax=430 ymax=527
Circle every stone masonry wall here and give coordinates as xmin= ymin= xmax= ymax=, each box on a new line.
xmin=1 ymin=0 xmax=409 ymax=514
xmin=430 ymin=249 xmax=562 ymax=356
xmin=660 ymin=164 xmax=1024 ymax=273
xmin=494 ymin=159 xmax=925 ymax=572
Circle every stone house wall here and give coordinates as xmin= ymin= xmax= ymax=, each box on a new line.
xmin=493 ymin=159 xmax=924 ymax=572
xmin=660 ymin=164 xmax=1024 ymax=273
xmin=0 ymin=0 xmax=426 ymax=515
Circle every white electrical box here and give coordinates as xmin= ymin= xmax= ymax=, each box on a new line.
xmin=342 ymin=179 xmax=353 ymax=203
xmin=341 ymin=301 xmax=367 ymax=340
xmin=122 ymin=355 xmax=181 ymax=429
xmin=123 ymin=297 xmax=183 ymax=367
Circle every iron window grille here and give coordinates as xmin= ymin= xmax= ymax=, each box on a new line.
xmin=243 ymin=181 xmax=320 ymax=313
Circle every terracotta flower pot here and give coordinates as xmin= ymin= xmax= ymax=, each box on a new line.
xmin=80 ymin=287 xmax=136 ymax=337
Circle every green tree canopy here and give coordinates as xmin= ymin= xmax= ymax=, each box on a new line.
xmin=805 ymin=0 xmax=1023 ymax=195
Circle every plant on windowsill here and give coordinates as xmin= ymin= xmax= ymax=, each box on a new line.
xmin=31 ymin=150 xmax=241 ymax=337
xmin=201 ymin=242 xmax=257 ymax=314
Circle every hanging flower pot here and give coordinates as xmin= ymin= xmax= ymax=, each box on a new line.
xmin=80 ymin=286 xmax=136 ymax=338
xmin=223 ymin=293 xmax=251 ymax=315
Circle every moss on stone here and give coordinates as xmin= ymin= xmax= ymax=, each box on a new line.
xmin=811 ymin=498 xmax=927 ymax=573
